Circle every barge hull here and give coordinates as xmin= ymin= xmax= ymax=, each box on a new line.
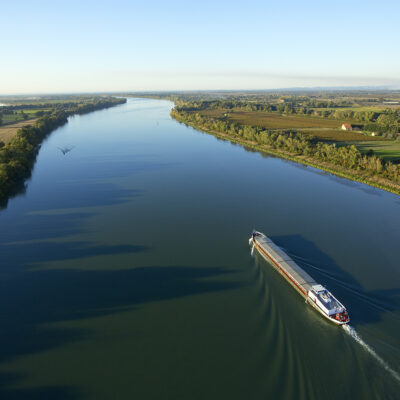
xmin=253 ymin=236 xmax=316 ymax=298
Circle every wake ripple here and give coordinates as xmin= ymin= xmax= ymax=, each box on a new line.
xmin=343 ymin=325 xmax=400 ymax=383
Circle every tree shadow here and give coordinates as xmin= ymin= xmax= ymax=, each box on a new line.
xmin=1 ymin=180 xmax=142 ymax=213
xmin=271 ymin=234 xmax=400 ymax=326
xmin=0 ymin=262 xmax=239 ymax=399
xmin=0 ymin=180 xmax=29 ymax=210
xmin=0 ymin=152 xmax=175 ymax=212
xmin=0 ymin=207 xmax=240 ymax=398
xmin=0 ymin=212 xmax=94 ymax=244
xmin=0 ymin=370 xmax=81 ymax=399
xmin=33 ymin=182 xmax=142 ymax=211
xmin=0 ymin=384 xmax=81 ymax=400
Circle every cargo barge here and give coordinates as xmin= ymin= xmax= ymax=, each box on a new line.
xmin=249 ymin=231 xmax=349 ymax=325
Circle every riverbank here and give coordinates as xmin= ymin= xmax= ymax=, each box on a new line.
xmin=0 ymin=97 xmax=126 ymax=207
xmin=171 ymin=111 xmax=400 ymax=196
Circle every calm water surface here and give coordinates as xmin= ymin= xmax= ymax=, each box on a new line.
xmin=0 ymin=98 xmax=399 ymax=399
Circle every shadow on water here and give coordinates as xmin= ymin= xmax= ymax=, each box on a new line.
xmin=0 ymin=156 xmax=177 ymax=212
xmin=271 ymin=234 xmax=400 ymax=326
xmin=0 ymin=182 xmax=142 ymax=244
xmin=33 ymin=182 xmax=142 ymax=211
xmin=0 ymin=262 xmax=239 ymax=399
xmin=0 ymin=166 xmax=138 ymax=212
xmin=0 ymin=210 xmax=240 ymax=399
xmin=0 ymin=212 xmax=96 ymax=243
xmin=0 ymin=178 xmax=30 ymax=211
xmin=0 ymin=378 xmax=81 ymax=400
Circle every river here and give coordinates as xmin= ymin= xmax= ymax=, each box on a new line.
xmin=0 ymin=98 xmax=399 ymax=399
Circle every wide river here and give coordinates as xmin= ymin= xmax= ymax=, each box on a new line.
xmin=1 ymin=98 xmax=399 ymax=399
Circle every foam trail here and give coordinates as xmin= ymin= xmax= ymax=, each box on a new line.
xmin=343 ymin=325 xmax=400 ymax=383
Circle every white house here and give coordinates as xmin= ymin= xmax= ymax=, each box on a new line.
xmin=341 ymin=124 xmax=353 ymax=131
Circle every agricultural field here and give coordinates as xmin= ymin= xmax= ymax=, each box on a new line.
xmin=0 ymin=119 xmax=37 ymax=144
xmin=1 ymin=107 xmax=48 ymax=126
xmin=310 ymin=106 xmax=385 ymax=112
xmin=198 ymin=109 xmax=351 ymax=129
xmin=352 ymin=140 xmax=400 ymax=161
xmin=299 ymin=129 xmax=382 ymax=142
xmin=1 ymin=112 xmax=37 ymax=125
xmin=195 ymin=108 xmax=378 ymax=141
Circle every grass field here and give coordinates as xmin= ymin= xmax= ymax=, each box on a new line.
xmin=1 ymin=109 xmax=48 ymax=125
xmin=2 ymin=114 xmax=26 ymax=123
xmin=351 ymin=140 xmax=400 ymax=161
xmin=22 ymin=109 xmax=49 ymax=114
xmin=311 ymin=106 xmax=386 ymax=112
xmin=299 ymin=129 xmax=382 ymax=142
xmin=0 ymin=119 xmax=37 ymax=144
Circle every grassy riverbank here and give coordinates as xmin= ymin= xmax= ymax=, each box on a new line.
xmin=172 ymin=110 xmax=400 ymax=196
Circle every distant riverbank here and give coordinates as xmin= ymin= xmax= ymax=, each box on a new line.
xmin=171 ymin=110 xmax=400 ymax=196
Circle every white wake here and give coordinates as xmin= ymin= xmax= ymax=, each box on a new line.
xmin=343 ymin=324 xmax=400 ymax=383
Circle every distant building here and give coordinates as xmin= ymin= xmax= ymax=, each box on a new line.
xmin=341 ymin=124 xmax=353 ymax=131
xmin=371 ymin=132 xmax=377 ymax=136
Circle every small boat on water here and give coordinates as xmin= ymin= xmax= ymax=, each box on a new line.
xmin=249 ymin=231 xmax=349 ymax=325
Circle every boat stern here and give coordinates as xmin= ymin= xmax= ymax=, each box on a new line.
xmin=308 ymin=285 xmax=350 ymax=325
xmin=330 ymin=310 xmax=350 ymax=325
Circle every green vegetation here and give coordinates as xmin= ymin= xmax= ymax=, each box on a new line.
xmin=351 ymin=141 xmax=400 ymax=161
xmin=199 ymin=109 xmax=345 ymax=128
xmin=0 ymin=96 xmax=126 ymax=205
xmin=300 ymin=129 xmax=378 ymax=142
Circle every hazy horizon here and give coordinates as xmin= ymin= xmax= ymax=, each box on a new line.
xmin=1 ymin=85 xmax=399 ymax=98
xmin=2 ymin=0 xmax=399 ymax=94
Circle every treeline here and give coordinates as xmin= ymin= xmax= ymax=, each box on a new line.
xmin=0 ymin=97 xmax=126 ymax=204
xmin=171 ymin=107 xmax=400 ymax=185
xmin=68 ymin=97 xmax=126 ymax=115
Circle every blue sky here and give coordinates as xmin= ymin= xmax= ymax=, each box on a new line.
xmin=1 ymin=0 xmax=399 ymax=94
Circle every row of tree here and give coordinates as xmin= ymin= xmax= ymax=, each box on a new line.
xmin=171 ymin=107 xmax=400 ymax=184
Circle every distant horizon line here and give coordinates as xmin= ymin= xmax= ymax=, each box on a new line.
xmin=1 ymin=85 xmax=400 ymax=97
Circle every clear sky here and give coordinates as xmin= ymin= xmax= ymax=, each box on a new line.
xmin=1 ymin=0 xmax=399 ymax=94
